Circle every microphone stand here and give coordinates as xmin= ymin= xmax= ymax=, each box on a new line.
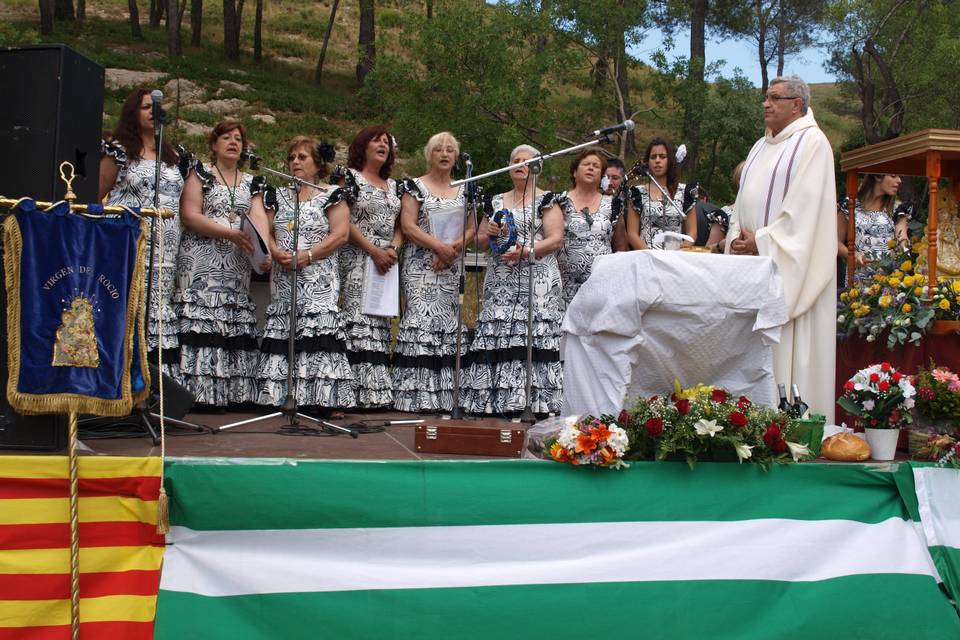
xmin=449 ymin=157 xmax=479 ymax=420
xmin=220 ymin=164 xmax=357 ymax=438
xmin=451 ymin=134 xmax=612 ymax=423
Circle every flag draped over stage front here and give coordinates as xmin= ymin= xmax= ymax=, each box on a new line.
xmin=155 ymin=459 xmax=960 ymax=639
xmin=3 ymin=201 xmax=148 ymax=416
xmin=0 ymin=456 xmax=165 ymax=639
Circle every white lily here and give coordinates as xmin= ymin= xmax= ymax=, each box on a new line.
xmin=786 ymin=441 xmax=812 ymax=462
xmin=734 ymin=443 xmax=754 ymax=463
xmin=694 ymin=419 xmax=723 ymax=437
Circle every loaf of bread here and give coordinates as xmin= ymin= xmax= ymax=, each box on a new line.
xmin=821 ymin=432 xmax=871 ymax=461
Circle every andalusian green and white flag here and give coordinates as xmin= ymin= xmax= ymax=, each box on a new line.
xmin=155 ymin=460 xmax=960 ymax=639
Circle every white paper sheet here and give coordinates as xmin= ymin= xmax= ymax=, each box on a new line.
xmin=429 ymin=204 xmax=465 ymax=245
xmin=362 ymin=256 xmax=399 ymax=317
xmin=240 ymin=213 xmax=271 ymax=274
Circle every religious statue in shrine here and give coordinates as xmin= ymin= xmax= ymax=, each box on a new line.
xmin=917 ymin=183 xmax=960 ymax=279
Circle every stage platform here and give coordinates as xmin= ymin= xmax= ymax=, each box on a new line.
xmin=0 ymin=409 xmax=525 ymax=460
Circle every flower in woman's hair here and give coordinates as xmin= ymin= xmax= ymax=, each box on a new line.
xmin=675 ymin=399 xmax=691 ymax=416
xmin=645 ymin=417 xmax=664 ymax=437
xmin=729 ymin=411 xmax=748 ymax=428
xmin=711 ymin=389 xmax=729 ymax=403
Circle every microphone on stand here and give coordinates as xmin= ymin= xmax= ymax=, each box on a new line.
xmin=150 ymin=90 xmax=165 ymax=129
xmin=590 ymin=119 xmax=635 ymax=138
xmin=240 ymin=148 xmax=261 ymax=170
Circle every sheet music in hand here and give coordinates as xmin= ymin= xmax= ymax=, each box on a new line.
xmin=428 ymin=203 xmax=465 ymax=245
xmin=240 ymin=212 xmax=271 ymax=274
xmin=362 ymin=256 xmax=400 ymax=317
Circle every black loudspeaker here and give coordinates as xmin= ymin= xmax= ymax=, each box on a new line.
xmin=0 ymin=413 xmax=67 ymax=451
xmin=0 ymin=44 xmax=105 ymax=204
xmin=146 ymin=363 xmax=196 ymax=421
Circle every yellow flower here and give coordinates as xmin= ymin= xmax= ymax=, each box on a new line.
xmin=900 ymin=260 xmax=913 ymax=272
xmin=915 ymin=274 xmax=926 ymax=284
xmin=887 ymin=239 xmax=897 ymax=249
xmin=903 ymin=276 xmax=914 ymax=287
xmin=879 ymin=295 xmax=892 ymax=308
xmin=888 ymin=278 xmax=901 ymax=288
xmin=940 ymin=299 xmax=951 ymax=311
xmin=912 ymin=242 xmax=925 ymax=254
xmin=868 ymin=285 xmax=880 ymax=296
xmin=915 ymin=287 xmax=924 ymax=296
xmin=892 ymin=270 xmax=903 ymax=279
xmin=849 ymin=288 xmax=860 ymax=299
xmin=902 ymin=303 xmax=913 ymax=313
xmin=839 ymin=292 xmax=849 ymax=302
xmin=952 ymin=280 xmax=960 ymax=294
xmin=851 ymin=301 xmax=861 ymax=310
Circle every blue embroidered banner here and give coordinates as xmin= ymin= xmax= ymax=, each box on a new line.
xmin=3 ymin=200 xmax=148 ymax=416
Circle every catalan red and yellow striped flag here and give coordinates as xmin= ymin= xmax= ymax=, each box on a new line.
xmin=0 ymin=456 xmax=165 ymax=639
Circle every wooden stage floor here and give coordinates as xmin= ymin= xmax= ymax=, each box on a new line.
xmin=0 ymin=409 xmax=526 ymax=460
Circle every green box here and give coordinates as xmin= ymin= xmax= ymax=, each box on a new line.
xmin=791 ymin=415 xmax=826 ymax=457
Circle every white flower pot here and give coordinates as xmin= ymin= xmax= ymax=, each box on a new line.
xmin=864 ymin=428 xmax=899 ymax=461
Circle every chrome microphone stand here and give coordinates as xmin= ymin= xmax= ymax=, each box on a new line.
xmin=449 ymin=155 xmax=479 ymax=420
xmin=220 ymin=163 xmax=356 ymax=437
xmin=451 ymin=134 xmax=613 ymax=422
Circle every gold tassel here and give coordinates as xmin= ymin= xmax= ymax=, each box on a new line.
xmin=156 ymin=485 xmax=170 ymax=535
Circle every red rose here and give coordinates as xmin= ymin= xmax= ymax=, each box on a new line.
xmin=729 ymin=411 xmax=748 ymax=428
xmin=772 ymin=439 xmax=787 ymax=454
xmin=870 ymin=418 xmax=878 ymax=426
xmin=711 ymin=389 xmax=729 ymax=403
xmin=670 ymin=392 xmax=678 ymax=402
xmin=645 ymin=417 xmax=664 ymax=437
xmin=843 ymin=381 xmax=855 ymax=393
xmin=889 ymin=410 xmax=900 ymax=423
xmin=892 ymin=372 xmax=902 ymax=383
xmin=675 ymin=399 xmax=691 ymax=416
xmin=763 ymin=424 xmax=781 ymax=445
xmin=880 ymin=362 xmax=891 ymax=372
xmin=878 ymin=380 xmax=890 ymax=392
xmin=870 ymin=373 xmax=880 ymax=383
xmin=617 ymin=409 xmax=631 ymax=425
xmin=736 ymin=396 xmax=752 ymax=410
xmin=650 ymin=395 xmax=659 ymax=402
xmin=919 ymin=387 xmax=935 ymax=400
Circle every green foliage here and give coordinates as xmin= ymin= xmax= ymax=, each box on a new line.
xmin=361 ymin=1 xmax=579 ymax=191
xmin=377 ymin=9 xmax=403 ymax=29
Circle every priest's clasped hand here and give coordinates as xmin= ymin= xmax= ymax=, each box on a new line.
xmin=730 ymin=229 xmax=759 ymax=256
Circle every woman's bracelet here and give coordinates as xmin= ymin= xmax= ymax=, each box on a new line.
xmin=305 ymin=248 xmax=313 ymax=265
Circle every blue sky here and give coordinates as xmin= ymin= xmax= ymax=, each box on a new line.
xmin=631 ymin=28 xmax=835 ymax=86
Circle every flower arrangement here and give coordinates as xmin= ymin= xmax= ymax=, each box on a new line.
xmin=619 ymin=383 xmax=810 ymax=469
xmin=836 ymin=241 xmax=960 ymax=348
xmin=546 ymin=414 xmax=630 ymax=470
xmin=838 ymin=362 xmax=916 ymax=429
xmin=912 ymin=433 xmax=960 ymax=469
xmin=912 ymin=362 xmax=960 ymax=426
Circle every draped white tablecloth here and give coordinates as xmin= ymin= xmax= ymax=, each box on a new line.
xmin=561 ymin=251 xmax=789 ymax=415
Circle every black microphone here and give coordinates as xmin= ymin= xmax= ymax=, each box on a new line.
xmin=591 ymin=119 xmax=635 ymax=137
xmin=459 ymin=152 xmax=472 ymax=164
xmin=240 ymin=148 xmax=261 ymax=169
xmin=150 ymin=90 xmax=165 ymax=129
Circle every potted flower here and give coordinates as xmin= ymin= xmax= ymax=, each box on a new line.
xmin=910 ymin=362 xmax=960 ymax=445
xmin=838 ymin=362 xmax=916 ymax=460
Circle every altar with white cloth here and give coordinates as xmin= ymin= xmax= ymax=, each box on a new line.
xmin=562 ymin=251 xmax=790 ymax=415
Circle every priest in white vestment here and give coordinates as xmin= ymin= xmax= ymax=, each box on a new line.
xmin=726 ymin=75 xmax=837 ymax=423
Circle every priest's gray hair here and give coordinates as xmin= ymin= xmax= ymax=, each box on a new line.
xmin=770 ymin=75 xmax=810 ymax=115
xmin=510 ymin=144 xmax=540 ymax=162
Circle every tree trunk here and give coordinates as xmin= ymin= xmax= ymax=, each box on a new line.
xmin=536 ymin=0 xmax=551 ymax=53
xmin=190 ymin=0 xmax=202 ymax=45
xmin=166 ymin=0 xmax=181 ymax=56
xmin=253 ymin=0 xmax=263 ymax=62
xmin=426 ymin=0 xmax=432 ymax=19
xmin=128 ymin=0 xmax=143 ymax=38
xmin=149 ymin=0 xmax=163 ymax=27
xmin=55 ymin=0 xmax=75 ymax=20
xmin=223 ymin=0 xmax=240 ymax=59
xmin=39 ymin=0 xmax=55 ymax=35
xmin=77 ymin=0 xmax=84 ymax=20
xmin=356 ymin=0 xmax=375 ymax=83
xmin=615 ymin=29 xmax=636 ymax=156
xmin=683 ymin=0 xmax=707 ymax=174
xmin=593 ymin=52 xmax=608 ymax=91
xmin=314 ymin=0 xmax=340 ymax=85
xmin=775 ymin=0 xmax=785 ymax=77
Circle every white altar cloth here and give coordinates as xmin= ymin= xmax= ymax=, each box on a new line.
xmin=561 ymin=251 xmax=789 ymax=415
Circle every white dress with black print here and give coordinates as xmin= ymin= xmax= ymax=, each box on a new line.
xmin=842 ymin=200 xmax=910 ymax=282
xmin=460 ymin=193 xmax=564 ymax=415
xmin=175 ymin=164 xmax=265 ymax=406
xmin=632 ymin=182 xmax=693 ymax=248
xmin=556 ymin=192 xmax=617 ymax=306
xmin=255 ymin=186 xmax=355 ymax=408
xmin=101 ymin=139 xmax=185 ymax=380
xmin=393 ymin=178 xmax=469 ymax=412
xmin=335 ymin=166 xmax=401 ymax=408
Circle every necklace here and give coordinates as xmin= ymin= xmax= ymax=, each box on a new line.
xmin=574 ymin=191 xmax=601 ymax=227
xmin=508 ymin=188 xmax=532 ymax=210
xmin=214 ymin=164 xmax=240 ymax=224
